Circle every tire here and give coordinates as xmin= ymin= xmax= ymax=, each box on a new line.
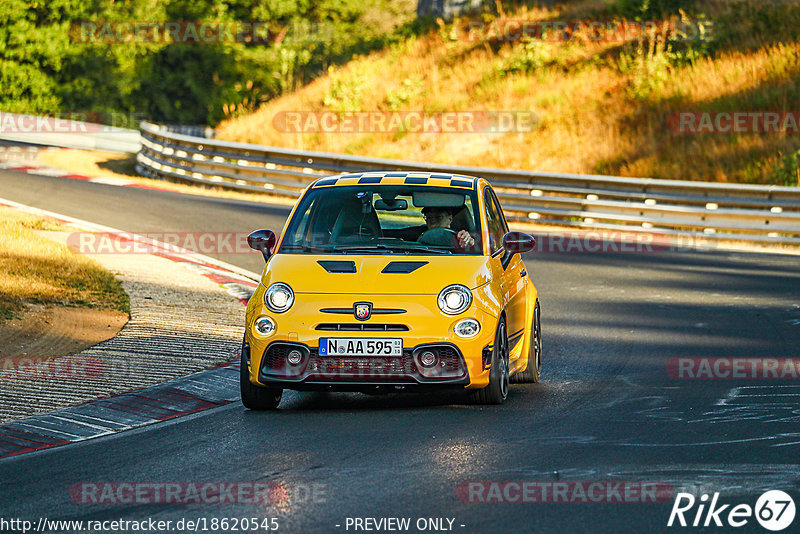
xmin=469 ymin=317 xmax=509 ymax=405
xmin=512 ymin=301 xmax=542 ymax=384
xmin=240 ymin=338 xmax=282 ymax=410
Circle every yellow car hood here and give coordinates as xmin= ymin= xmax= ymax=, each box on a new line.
xmin=261 ymin=254 xmax=492 ymax=294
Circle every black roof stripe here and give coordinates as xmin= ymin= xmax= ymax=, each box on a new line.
xmin=357 ymin=176 xmax=384 ymax=184
xmin=315 ymin=172 xmax=479 ymax=187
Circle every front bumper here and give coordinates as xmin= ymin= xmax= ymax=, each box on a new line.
xmin=244 ymin=287 xmax=498 ymax=390
xmin=257 ymin=340 xmax=470 ymax=388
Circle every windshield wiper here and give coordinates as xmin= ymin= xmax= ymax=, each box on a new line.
xmin=390 ymin=244 xmax=451 ymax=255
xmin=328 ymin=244 xmax=395 ymax=254
xmin=286 ymin=243 xmax=451 ymax=255
xmin=280 ymin=244 xmax=329 ymax=253
xmin=337 ymin=243 xmax=451 ymax=255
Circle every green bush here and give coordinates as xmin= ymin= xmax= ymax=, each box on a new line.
xmin=384 ymin=77 xmax=423 ymax=110
xmin=771 ymin=149 xmax=800 ymax=186
xmin=322 ymin=68 xmax=366 ymax=112
xmin=0 ymin=0 xmax=417 ymax=126
xmin=614 ymin=0 xmax=697 ymax=18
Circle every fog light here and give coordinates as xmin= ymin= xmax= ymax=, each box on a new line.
xmin=454 ymin=319 xmax=481 ymax=338
xmin=420 ymin=351 xmax=437 ymax=367
xmin=254 ymin=316 xmax=275 ymax=336
xmin=287 ymin=350 xmax=303 ymax=365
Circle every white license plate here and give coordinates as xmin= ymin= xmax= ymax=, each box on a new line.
xmin=319 ymin=338 xmax=403 ymax=357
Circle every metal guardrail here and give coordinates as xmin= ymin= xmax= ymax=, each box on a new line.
xmin=136 ymin=121 xmax=800 ymax=244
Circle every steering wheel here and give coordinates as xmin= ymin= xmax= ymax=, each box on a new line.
xmin=418 ymin=227 xmax=457 ymax=248
xmin=330 ymin=222 xmax=381 ymax=245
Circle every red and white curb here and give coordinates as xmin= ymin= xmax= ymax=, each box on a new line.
xmin=0 ymin=146 xmax=174 ymax=193
xmin=0 ymin=198 xmax=262 ymax=459
xmin=0 ymin=362 xmax=241 ymax=459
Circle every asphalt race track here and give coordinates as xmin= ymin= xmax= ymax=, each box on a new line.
xmin=1 ymin=168 xmax=799 ymax=533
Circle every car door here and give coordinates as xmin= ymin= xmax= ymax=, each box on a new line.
xmin=483 ymin=187 xmax=528 ymax=356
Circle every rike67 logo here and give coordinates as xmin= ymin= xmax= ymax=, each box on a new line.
xmin=668 ymin=490 xmax=796 ymax=531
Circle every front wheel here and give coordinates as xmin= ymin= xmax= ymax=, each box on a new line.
xmin=240 ymin=338 xmax=282 ymax=410
xmin=469 ymin=317 xmax=509 ymax=405
xmin=512 ymin=300 xmax=542 ymax=384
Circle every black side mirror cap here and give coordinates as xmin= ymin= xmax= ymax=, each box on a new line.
xmin=502 ymin=231 xmax=535 ymax=254
xmin=247 ymin=229 xmax=277 ymax=262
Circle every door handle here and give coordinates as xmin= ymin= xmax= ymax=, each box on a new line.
xmin=520 ymin=269 xmax=527 ymax=277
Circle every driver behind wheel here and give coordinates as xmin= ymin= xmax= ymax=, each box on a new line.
xmin=419 ymin=206 xmax=476 ymax=250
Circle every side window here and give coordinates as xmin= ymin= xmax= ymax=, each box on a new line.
xmin=490 ymin=190 xmax=509 ymax=234
xmin=285 ymin=195 xmax=324 ymax=246
xmin=483 ymin=188 xmax=506 ymax=254
xmin=292 ymin=199 xmax=315 ymax=241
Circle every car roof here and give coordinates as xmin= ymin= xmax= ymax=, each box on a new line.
xmin=311 ymin=171 xmax=481 ymax=190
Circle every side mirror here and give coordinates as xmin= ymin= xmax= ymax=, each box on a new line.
xmin=502 ymin=231 xmax=535 ymax=254
xmin=247 ymin=229 xmax=277 ymax=262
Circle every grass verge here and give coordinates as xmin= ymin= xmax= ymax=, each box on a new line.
xmin=0 ymin=208 xmax=130 ymax=323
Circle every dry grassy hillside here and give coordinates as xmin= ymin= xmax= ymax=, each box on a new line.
xmin=216 ymin=0 xmax=800 ymax=185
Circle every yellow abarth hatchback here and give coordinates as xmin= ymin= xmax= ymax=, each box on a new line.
xmin=241 ymin=171 xmax=541 ymax=408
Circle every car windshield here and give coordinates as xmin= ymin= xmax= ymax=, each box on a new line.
xmin=280 ymin=184 xmax=483 ymax=255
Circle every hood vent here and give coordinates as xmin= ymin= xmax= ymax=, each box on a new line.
xmin=381 ymin=261 xmax=428 ymax=274
xmin=317 ymin=260 xmax=357 ymax=273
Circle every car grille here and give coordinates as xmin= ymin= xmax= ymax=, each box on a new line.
xmin=315 ymin=323 xmax=409 ymax=332
xmin=260 ymin=343 xmax=466 ymax=382
xmin=261 ymin=343 xmax=307 ymax=377
xmin=307 ymin=355 xmax=418 ymax=381
xmin=262 ymin=344 xmax=288 ymax=370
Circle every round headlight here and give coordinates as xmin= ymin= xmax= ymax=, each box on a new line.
xmin=265 ymin=283 xmax=294 ymax=313
xmin=254 ymin=316 xmax=276 ymax=336
xmin=437 ymin=285 xmax=472 ymax=315
xmin=454 ymin=319 xmax=481 ymax=338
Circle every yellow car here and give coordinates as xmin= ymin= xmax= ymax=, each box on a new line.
xmin=241 ymin=171 xmax=541 ymax=409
